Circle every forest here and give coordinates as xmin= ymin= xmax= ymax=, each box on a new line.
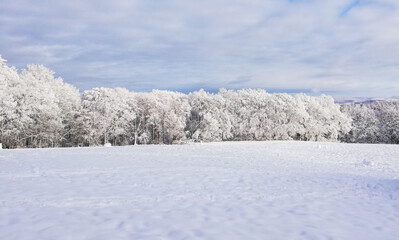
xmin=1 ymin=55 xmax=399 ymax=148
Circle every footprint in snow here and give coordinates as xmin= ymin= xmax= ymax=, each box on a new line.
xmin=362 ymin=160 xmax=374 ymax=167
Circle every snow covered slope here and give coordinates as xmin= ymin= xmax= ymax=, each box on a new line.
xmin=0 ymin=141 xmax=398 ymax=240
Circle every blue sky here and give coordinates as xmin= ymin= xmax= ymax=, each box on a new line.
xmin=1 ymin=0 xmax=399 ymax=97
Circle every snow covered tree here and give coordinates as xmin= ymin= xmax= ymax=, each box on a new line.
xmin=299 ymin=95 xmax=351 ymax=141
xmin=0 ymin=55 xmax=28 ymax=148
xmin=150 ymin=90 xmax=191 ymax=144
xmin=341 ymin=104 xmax=379 ymax=143
xmin=5 ymin=53 xmax=398 ymax=147
xmin=187 ymin=89 xmax=232 ymax=142
xmin=81 ymin=88 xmax=132 ymax=146
xmin=341 ymin=101 xmax=399 ymax=144
xmin=371 ymin=102 xmax=399 ymax=144
xmin=0 ymin=57 xmax=82 ymax=148
xmin=379 ymin=106 xmax=399 ymax=144
xmin=19 ymin=65 xmax=69 ymax=147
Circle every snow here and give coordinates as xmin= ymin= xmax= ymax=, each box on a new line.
xmin=0 ymin=141 xmax=398 ymax=240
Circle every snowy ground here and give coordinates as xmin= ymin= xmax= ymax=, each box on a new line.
xmin=1 ymin=141 xmax=399 ymax=240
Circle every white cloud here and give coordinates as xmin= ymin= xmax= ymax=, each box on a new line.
xmin=0 ymin=0 xmax=399 ymax=97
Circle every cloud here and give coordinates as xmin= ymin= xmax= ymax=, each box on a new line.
xmin=1 ymin=0 xmax=399 ymax=97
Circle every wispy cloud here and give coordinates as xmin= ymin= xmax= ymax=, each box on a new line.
xmin=1 ymin=0 xmax=399 ymax=97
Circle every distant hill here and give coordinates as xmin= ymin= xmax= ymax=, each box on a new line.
xmin=334 ymin=97 xmax=399 ymax=104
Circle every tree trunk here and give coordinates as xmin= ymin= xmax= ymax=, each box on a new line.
xmin=134 ymin=132 xmax=137 ymax=145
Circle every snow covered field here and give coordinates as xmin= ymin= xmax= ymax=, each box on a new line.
xmin=1 ymin=141 xmax=399 ymax=240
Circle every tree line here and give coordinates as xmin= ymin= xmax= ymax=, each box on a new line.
xmin=1 ymin=55 xmax=398 ymax=148
xmin=341 ymin=101 xmax=399 ymax=144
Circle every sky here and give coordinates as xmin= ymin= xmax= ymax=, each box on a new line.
xmin=1 ymin=0 xmax=399 ymax=97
